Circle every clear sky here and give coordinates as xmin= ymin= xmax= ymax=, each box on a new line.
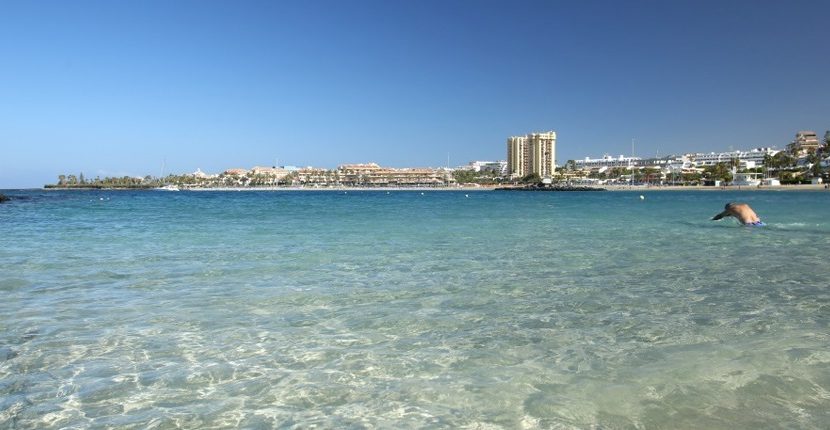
xmin=1 ymin=0 xmax=828 ymax=188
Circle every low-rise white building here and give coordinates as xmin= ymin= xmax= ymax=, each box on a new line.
xmin=575 ymin=154 xmax=641 ymax=169
xmin=575 ymin=154 xmax=690 ymax=171
xmin=468 ymin=160 xmax=507 ymax=175
xmin=688 ymin=147 xmax=779 ymax=167
xmin=577 ymin=148 xmax=778 ymax=173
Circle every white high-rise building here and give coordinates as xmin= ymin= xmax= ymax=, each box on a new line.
xmin=506 ymin=131 xmax=556 ymax=179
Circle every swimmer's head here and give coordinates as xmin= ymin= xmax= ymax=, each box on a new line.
xmin=712 ymin=202 xmax=739 ymax=220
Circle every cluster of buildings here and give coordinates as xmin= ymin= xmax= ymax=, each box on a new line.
xmin=787 ymin=130 xmax=823 ymax=156
xmin=180 ymin=163 xmax=451 ymax=188
xmin=326 ymin=163 xmax=449 ymax=187
xmin=571 ymin=147 xmax=779 ymax=175
xmin=171 ymin=129 xmax=827 ymax=188
xmin=494 ymin=129 xmax=828 ymax=184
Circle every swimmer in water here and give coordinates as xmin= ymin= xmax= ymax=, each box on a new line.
xmin=711 ymin=202 xmax=764 ymax=226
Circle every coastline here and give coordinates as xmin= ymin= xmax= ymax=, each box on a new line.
xmin=39 ymin=185 xmax=498 ymax=192
xmin=34 ymin=183 xmax=830 ymax=192
xmin=601 ymin=183 xmax=829 ymax=192
xmin=183 ymin=186 xmax=496 ymax=192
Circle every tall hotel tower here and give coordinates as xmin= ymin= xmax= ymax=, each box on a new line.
xmin=507 ymin=131 xmax=556 ymax=179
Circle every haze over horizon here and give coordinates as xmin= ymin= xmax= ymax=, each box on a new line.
xmin=2 ymin=0 xmax=829 ymax=188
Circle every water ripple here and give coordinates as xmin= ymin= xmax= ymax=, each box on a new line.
xmin=1 ymin=190 xmax=829 ymax=428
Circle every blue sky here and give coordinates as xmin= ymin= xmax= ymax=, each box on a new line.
xmin=1 ymin=0 xmax=828 ymax=187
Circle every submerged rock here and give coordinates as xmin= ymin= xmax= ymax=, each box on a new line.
xmin=0 ymin=194 xmax=8 ymax=203
xmin=0 ymin=346 xmax=17 ymax=361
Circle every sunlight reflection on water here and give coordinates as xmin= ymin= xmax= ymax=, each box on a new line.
xmin=1 ymin=189 xmax=829 ymax=428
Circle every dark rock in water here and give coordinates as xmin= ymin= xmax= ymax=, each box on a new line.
xmin=0 ymin=194 xmax=8 ymax=203
xmin=0 ymin=346 xmax=17 ymax=361
xmin=21 ymin=329 xmax=38 ymax=342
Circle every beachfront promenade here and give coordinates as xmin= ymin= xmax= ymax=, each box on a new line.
xmin=41 ymin=183 xmax=830 ymax=192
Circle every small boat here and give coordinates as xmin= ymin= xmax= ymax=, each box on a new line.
xmin=732 ymin=172 xmax=761 ymax=187
xmin=156 ymin=159 xmax=180 ymax=191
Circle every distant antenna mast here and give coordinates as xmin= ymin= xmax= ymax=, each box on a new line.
xmin=629 ymin=139 xmax=634 ymax=188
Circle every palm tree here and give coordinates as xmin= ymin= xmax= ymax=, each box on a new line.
xmin=521 ymin=173 xmax=542 ymax=184
xmin=682 ymin=171 xmax=701 ymax=185
xmin=807 ymin=152 xmax=822 ymax=178
xmin=773 ymin=152 xmax=795 ymax=170
xmin=642 ymin=167 xmax=660 ymax=184
xmin=704 ymin=163 xmax=732 ymax=184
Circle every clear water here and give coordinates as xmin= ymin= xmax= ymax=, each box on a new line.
xmin=1 ymin=189 xmax=829 ymax=429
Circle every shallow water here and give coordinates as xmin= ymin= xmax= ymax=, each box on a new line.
xmin=1 ymin=189 xmax=829 ymax=428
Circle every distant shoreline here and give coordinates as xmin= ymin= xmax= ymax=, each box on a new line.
xmin=31 ymin=183 xmax=830 ymax=192
xmin=602 ymin=184 xmax=829 ymax=192
xmin=40 ymin=185 xmax=496 ymax=192
xmin=184 ymin=186 xmax=493 ymax=192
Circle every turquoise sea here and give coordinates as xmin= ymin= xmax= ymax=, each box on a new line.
xmin=1 ymin=189 xmax=829 ymax=429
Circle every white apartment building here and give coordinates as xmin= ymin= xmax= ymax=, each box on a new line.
xmin=688 ymin=147 xmax=779 ymax=167
xmin=575 ymin=154 xmax=641 ymax=169
xmin=575 ymin=154 xmax=691 ymax=174
xmin=573 ymin=147 xmax=779 ymax=176
xmin=506 ymin=131 xmax=556 ymax=178
xmin=468 ymin=160 xmax=507 ymax=175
